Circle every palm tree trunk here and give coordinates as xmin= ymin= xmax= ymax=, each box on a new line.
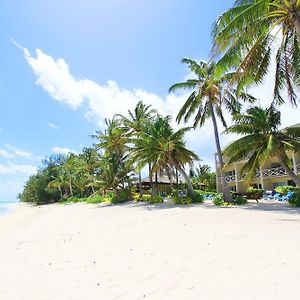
xmin=280 ymin=159 xmax=300 ymax=187
xmin=295 ymin=16 xmax=300 ymax=42
xmin=175 ymin=168 xmax=179 ymax=187
xmin=148 ymin=163 xmax=154 ymax=195
xmin=69 ymin=180 xmax=73 ymax=197
xmin=209 ymin=100 xmax=233 ymax=202
xmin=91 ymin=185 xmax=95 ymax=194
xmin=58 ymin=186 xmax=63 ymax=199
xmin=138 ymin=171 xmax=143 ymax=196
xmin=175 ymin=164 xmax=194 ymax=196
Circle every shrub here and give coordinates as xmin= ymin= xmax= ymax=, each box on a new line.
xmin=135 ymin=194 xmax=152 ymax=202
xmin=288 ymin=190 xmax=300 ymax=207
xmin=149 ymin=195 xmax=164 ymax=204
xmin=234 ymin=195 xmax=247 ymax=205
xmin=173 ymin=196 xmax=193 ymax=205
xmin=191 ymin=191 xmax=204 ymax=203
xmin=86 ymin=195 xmax=108 ymax=204
xmin=246 ymin=187 xmax=263 ymax=194
xmin=275 ymin=185 xmax=297 ymax=195
xmin=212 ymin=194 xmax=224 ymax=206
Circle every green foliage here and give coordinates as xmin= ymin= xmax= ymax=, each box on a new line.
xmin=212 ymin=194 xmax=224 ymax=206
xmin=246 ymin=187 xmax=263 ymax=194
xmin=149 ymin=195 xmax=164 ymax=204
xmin=213 ymin=0 xmax=300 ymax=106
xmin=191 ymin=190 xmax=204 ymax=203
xmin=67 ymin=196 xmax=87 ymax=203
xmin=86 ymin=195 xmax=110 ymax=204
xmin=224 ymin=107 xmax=300 ymax=187
xmin=135 ymin=194 xmax=152 ymax=202
xmin=113 ymin=188 xmax=132 ymax=203
xmin=275 ymin=185 xmax=297 ymax=195
xmin=288 ymin=191 xmax=300 ymax=207
xmin=234 ymin=196 xmax=247 ymax=205
xmin=173 ymin=196 xmax=193 ymax=205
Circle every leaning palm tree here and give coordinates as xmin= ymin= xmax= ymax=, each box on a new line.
xmin=213 ymin=0 xmax=300 ymax=106
xmin=132 ymin=115 xmax=199 ymax=195
xmin=224 ymin=106 xmax=300 ymax=186
xmin=116 ymin=101 xmax=156 ymax=196
xmin=169 ymin=59 xmax=255 ymax=202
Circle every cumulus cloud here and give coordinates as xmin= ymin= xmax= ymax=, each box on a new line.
xmin=22 ymin=47 xmax=300 ymax=169
xmin=0 ymin=144 xmax=31 ymax=159
xmin=48 ymin=122 xmax=60 ymax=130
xmin=52 ymin=147 xmax=78 ymax=155
xmin=0 ymin=163 xmax=37 ymax=176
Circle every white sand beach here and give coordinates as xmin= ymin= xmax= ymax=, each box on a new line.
xmin=1 ymin=201 xmax=300 ymax=300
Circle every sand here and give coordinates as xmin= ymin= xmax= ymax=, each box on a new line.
xmin=0 ymin=200 xmax=300 ymax=300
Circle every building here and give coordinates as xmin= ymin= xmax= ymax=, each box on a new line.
xmin=216 ymin=124 xmax=300 ymax=194
xmin=139 ymin=174 xmax=187 ymax=194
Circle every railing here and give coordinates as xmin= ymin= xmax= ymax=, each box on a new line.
xmin=217 ymin=164 xmax=300 ymax=183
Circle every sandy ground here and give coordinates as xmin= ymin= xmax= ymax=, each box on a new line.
xmin=0 ymin=200 xmax=300 ymax=300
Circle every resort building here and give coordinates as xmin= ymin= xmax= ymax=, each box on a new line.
xmin=216 ymin=124 xmax=300 ymax=194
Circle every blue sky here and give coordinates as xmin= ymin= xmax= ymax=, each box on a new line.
xmin=0 ymin=0 xmax=299 ymax=202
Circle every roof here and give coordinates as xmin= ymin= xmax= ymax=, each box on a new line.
xmin=141 ymin=174 xmax=186 ymax=184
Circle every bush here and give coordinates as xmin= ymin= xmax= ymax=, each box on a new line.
xmin=149 ymin=195 xmax=164 ymax=204
xmin=288 ymin=190 xmax=300 ymax=207
xmin=212 ymin=194 xmax=224 ymax=206
xmin=191 ymin=191 xmax=204 ymax=203
xmin=275 ymin=185 xmax=297 ymax=195
xmin=246 ymin=187 xmax=263 ymax=194
xmin=234 ymin=195 xmax=247 ymax=205
xmin=173 ymin=196 xmax=193 ymax=205
xmin=135 ymin=194 xmax=152 ymax=202
xmin=86 ymin=195 xmax=109 ymax=204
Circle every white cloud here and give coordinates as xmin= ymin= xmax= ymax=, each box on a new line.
xmin=48 ymin=122 xmax=60 ymax=130
xmin=22 ymin=47 xmax=300 ymax=170
xmin=52 ymin=147 xmax=78 ymax=155
xmin=0 ymin=144 xmax=31 ymax=159
xmin=0 ymin=163 xmax=37 ymax=176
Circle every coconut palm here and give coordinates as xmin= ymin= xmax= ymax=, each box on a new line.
xmin=98 ymin=151 xmax=135 ymax=196
xmin=191 ymin=164 xmax=216 ymax=190
xmin=213 ymin=0 xmax=300 ymax=106
xmin=116 ymin=101 xmax=156 ymax=196
xmin=132 ymin=115 xmax=199 ymax=195
xmin=224 ymin=105 xmax=300 ymax=186
xmin=93 ymin=117 xmax=129 ymax=154
xmin=169 ymin=59 xmax=255 ymax=201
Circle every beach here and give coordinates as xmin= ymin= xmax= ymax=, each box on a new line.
xmin=0 ymin=201 xmax=300 ymax=300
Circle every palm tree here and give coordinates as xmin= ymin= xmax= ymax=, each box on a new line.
xmin=132 ymin=115 xmax=199 ymax=195
xmin=223 ymin=105 xmax=300 ymax=186
xmin=169 ymin=59 xmax=255 ymax=201
xmin=116 ymin=101 xmax=156 ymax=196
xmin=213 ymin=0 xmax=300 ymax=106
xmin=191 ymin=164 xmax=216 ymax=190
xmin=98 ymin=151 xmax=135 ymax=197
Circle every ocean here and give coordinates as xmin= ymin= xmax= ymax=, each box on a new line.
xmin=0 ymin=203 xmax=14 ymax=216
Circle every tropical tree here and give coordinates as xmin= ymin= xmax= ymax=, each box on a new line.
xmin=213 ymin=0 xmax=300 ymax=106
xmin=191 ymin=164 xmax=216 ymax=191
xmin=169 ymin=59 xmax=255 ymax=201
xmin=116 ymin=101 xmax=156 ymax=196
xmin=94 ymin=116 xmax=134 ymax=199
xmin=98 ymin=151 xmax=135 ymax=197
xmin=223 ymin=106 xmax=300 ymax=186
xmin=132 ymin=115 xmax=199 ymax=195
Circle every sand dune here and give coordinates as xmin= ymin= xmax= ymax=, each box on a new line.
xmin=0 ymin=201 xmax=300 ymax=300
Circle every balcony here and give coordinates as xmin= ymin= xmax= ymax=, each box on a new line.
xmin=217 ymin=164 xmax=300 ymax=183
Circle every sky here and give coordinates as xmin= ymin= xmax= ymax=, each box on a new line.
xmin=0 ymin=0 xmax=299 ymax=202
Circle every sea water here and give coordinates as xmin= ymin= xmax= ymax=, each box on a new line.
xmin=0 ymin=203 xmax=14 ymax=216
